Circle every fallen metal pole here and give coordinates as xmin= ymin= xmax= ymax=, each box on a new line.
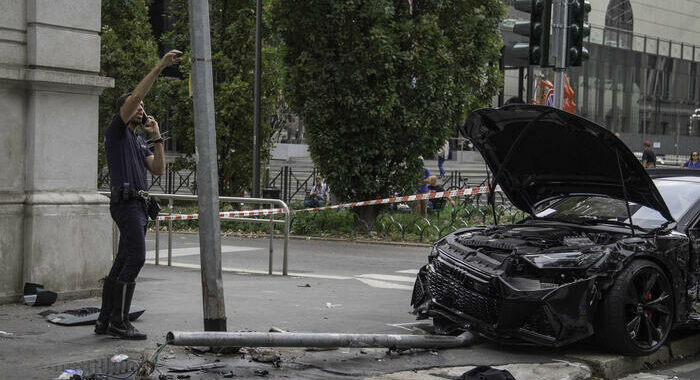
xmin=167 ymin=331 xmax=475 ymax=349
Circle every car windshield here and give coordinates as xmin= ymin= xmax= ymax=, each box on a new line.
xmin=536 ymin=179 xmax=700 ymax=229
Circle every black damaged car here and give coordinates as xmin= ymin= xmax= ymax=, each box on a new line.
xmin=411 ymin=105 xmax=700 ymax=356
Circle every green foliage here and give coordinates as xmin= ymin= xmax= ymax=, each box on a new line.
xmin=273 ymin=1 xmax=505 ymax=206
xmin=160 ymin=0 xmax=283 ymax=196
xmin=99 ymin=0 xmax=161 ymax=173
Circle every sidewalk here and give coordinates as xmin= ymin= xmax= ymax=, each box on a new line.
xmin=1 ymin=262 xmax=698 ymax=380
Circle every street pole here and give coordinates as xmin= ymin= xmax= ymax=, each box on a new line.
xmin=188 ymin=0 xmax=226 ymax=332
xmin=252 ymin=0 xmax=262 ymax=198
xmin=552 ymin=0 xmax=567 ymax=109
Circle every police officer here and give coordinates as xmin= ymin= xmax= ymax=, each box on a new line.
xmin=96 ymin=50 xmax=182 ymax=340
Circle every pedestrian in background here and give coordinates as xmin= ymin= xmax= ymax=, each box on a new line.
xmin=304 ymin=175 xmax=330 ymax=207
xmin=437 ymin=140 xmax=449 ymax=178
xmin=641 ymin=141 xmax=656 ymax=168
xmin=681 ymin=151 xmax=700 ymax=169
xmin=427 ymin=175 xmax=455 ymax=214
xmin=412 ymin=155 xmax=431 ymax=217
xmin=97 ymin=50 xmax=182 ymax=340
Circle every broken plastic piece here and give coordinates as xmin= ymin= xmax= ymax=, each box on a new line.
xmin=45 ymin=306 xmax=145 ymax=326
xmin=23 ymin=282 xmax=57 ymax=307
xmin=111 ymin=354 xmax=128 ymax=363
xmin=168 ymin=362 xmax=226 ymax=373
xmin=57 ymin=369 xmax=83 ymax=379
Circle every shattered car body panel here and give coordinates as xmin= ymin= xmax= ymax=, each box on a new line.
xmin=411 ymin=106 xmax=700 ymax=352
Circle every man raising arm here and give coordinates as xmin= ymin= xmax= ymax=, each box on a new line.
xmin=96 ymin=50 xmax=181 ymax=340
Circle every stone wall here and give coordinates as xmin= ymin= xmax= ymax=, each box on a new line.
xmin=0 ymin=0 xmax=114 ymax=302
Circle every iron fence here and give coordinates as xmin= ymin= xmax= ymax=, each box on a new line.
xmin=99 ymin=165 xmax=481 ymax=206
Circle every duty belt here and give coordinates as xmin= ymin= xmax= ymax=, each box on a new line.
xmin=110 ymin=187 xmax=149 ymax=203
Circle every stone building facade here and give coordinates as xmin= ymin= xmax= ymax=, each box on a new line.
xmin=0 ymin=1 xmax=113 ymax=302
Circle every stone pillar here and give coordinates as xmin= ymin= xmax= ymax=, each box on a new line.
xmin=0 ymin=0 xmax=114 ymax=302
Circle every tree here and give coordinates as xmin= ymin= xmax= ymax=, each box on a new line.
xmin=273 ymin=0 xmax=505 ymax=226
xmin=99 ymin=0 xmax=161 ymax=176
xmin=160 ymin=0 xmax=282 ymax=196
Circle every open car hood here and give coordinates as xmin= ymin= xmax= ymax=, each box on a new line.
xmin=462 ymin=105 xmax=673 ymax=221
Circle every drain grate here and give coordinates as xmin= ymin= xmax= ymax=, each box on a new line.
xmin=44 ymin=356 xmax=140 ymax=376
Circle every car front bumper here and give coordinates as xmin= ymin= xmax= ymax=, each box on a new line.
xmin=411 ymin=254 xmax=599 ymax=347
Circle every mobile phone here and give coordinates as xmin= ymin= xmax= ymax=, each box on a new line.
xmin=141 ymin=112 xmax=148 ymax=125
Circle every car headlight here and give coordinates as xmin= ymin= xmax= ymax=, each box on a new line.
xmin=523 ymin=251 xmax=604 ymax=269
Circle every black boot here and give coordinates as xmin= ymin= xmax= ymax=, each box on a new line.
xmin=108 ymin=281 xmax=147 ymax=340
xmin=95 ymin=277 xmax=115 ymax=334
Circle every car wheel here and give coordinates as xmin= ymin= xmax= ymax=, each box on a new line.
xmin=597 ymin=259 xmax=674 ymax=356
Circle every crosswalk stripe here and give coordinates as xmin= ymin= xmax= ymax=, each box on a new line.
xmin=146 ymin=246 xmax=261 ymax=259
xmin=355 ymin=278 xmax=413 ymax=290
xmin=356 ymin=274 xmax=416 ymax=283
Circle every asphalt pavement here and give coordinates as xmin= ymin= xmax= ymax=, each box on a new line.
xmin=1 ymin=234 xmax=699 ymax=379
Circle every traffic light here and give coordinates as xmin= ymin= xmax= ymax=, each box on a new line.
xmin=514 ymin=0 xmax=552 ymax=67
xmin=566 ymin=0 xmax=591 ymax=66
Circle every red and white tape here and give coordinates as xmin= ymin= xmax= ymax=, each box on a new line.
xmin=155 ymin=185 xmax=499 ymax=221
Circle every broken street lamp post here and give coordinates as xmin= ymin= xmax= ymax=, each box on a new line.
xmin=189 ymin=0 xmax=227 ymax=331
xmin=167 ymin=331 xmax=475 ymax=349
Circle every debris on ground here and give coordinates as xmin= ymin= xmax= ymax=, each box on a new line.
xmin=253 ymin=369 xmax=269 ymax=377
xmin=325 ymin=302 xmax=342 ymax=308
xmin=297 ymin=284 xmax=311 ymax=288
xmin=168 ymin=362 xmax=226 ymax=373
xmin=244 ymin=348 xmax=281 ymax=367
xmin=57 ymin=369 xmax=82 ymax=379
xmin=110 ymin=354 xmax=128 ymax=363
xmin=161 ymin=349 xmax=177 ymax=360
xmin=42 ymin=306 xmax=145 ymax=326
xmin=212 ymin=346 xmax=241 ymax=356
xmin=461 ymin=365 xmax=516 ymax=380
xmin=23 ymin=282 xmax=57 ymax=307
xmin=222 ymin=371 xmax=235 ymax=378
xmin=187 ymin=346 xmax=211 ymax=355
xmin=268 ymin=326 xmax=287 ymax=333
xmin=0 ymin=331 xmax=14 ymax=339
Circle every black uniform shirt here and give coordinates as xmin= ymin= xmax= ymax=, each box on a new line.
xmin=104 ymin=114 xmax=153 ymax=191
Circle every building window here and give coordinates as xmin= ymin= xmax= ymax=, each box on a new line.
xmin=604 ymin=0 xmax=633 ymax=49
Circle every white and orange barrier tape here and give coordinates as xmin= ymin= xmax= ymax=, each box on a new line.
xmin=155 ymin=185 xmax=500 ymax=222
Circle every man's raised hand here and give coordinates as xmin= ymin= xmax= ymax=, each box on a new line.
xmin=159 ymin=50 xmax=183 ymax=69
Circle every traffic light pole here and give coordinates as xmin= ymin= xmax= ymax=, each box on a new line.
xmin=552 ymin=0 xmax=568 ymax=109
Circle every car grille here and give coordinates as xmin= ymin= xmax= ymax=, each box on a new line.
xmin=521 ymin=306 xmax=557 ymax=337
xmin=428 ymin=258 xmax=501 ymax=324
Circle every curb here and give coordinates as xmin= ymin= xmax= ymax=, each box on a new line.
xmin=363 ymin=362 xmax=591 ymax=380
xmin=169 ymin=229 xmax=433 ymax=248
xmin=566 ymin=332 xmax=700 ymax=379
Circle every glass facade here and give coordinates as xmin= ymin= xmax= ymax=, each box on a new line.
xmin=509 ymin=24 xmax=700 ymax=155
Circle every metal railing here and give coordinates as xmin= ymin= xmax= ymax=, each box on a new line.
xmin=100 ymin=192 xmax=291 ymax=275
xmin=588 ymin=24 xmax=700 ymax=62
